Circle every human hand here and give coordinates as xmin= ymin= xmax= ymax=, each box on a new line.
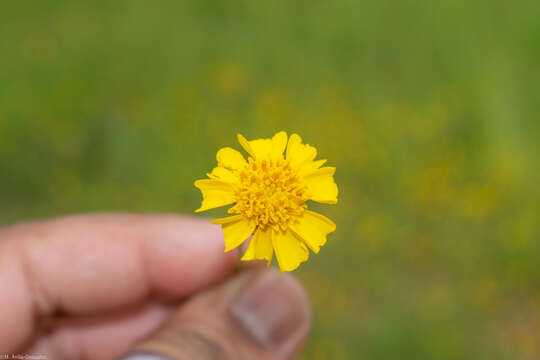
xmin=0 ymin=214 xmax=311 ymax=359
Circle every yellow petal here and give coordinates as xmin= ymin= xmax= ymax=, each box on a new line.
xmin=216 ymin=147 xmax=247 ymax=170
xmin=304 ymin=166 xmax=338 ymax=204
xmin=270 ymin=131 xmax=288 ymax=159
xmin=194 ymin=179 xmax=235 ymax=212
xmin=237 ymin=131 xmax=287 ymax=160
xmin=241 ymin=228 xmax=273 ymax=265
xmin=241 ymin=236 xmax=256 ymax=259
xmin=207 ymin=167 xmax=238 ymax=183
xmin=210 ymin=214 xmax=244 ymax=225
xmin=249 ymin=139 xmax=273 ymax=159
xmin=272 ymin=229 xmax=309 ymax=272
xmin=237 ymin=134 xmax=255 ymax=158
xmin=298 ymin=159 xmax=327 ymax=177
xmin=289 ymin=210 xmax=336 ymax=253
xmin=212 ymin=215 xmax=255 ymax=252
xmin=286 ymin=133 xmax=317 ymax=169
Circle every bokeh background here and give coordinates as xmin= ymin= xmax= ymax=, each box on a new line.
xmin=1 ymin=1 xmax=539 ymax=358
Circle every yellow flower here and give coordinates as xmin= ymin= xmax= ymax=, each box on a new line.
xmin=194 ymin=131 xmax=338 ymax=272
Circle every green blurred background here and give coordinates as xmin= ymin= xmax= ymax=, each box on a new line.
xmin=1 ymin=1 xmax=539 ymax=358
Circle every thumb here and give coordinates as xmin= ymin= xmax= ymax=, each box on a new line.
xmin=117 ymin=268 xmax=311 ymax=360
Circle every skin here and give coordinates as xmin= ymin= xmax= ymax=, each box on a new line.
xmin=0 ymin=213 xmax=311 ymax=360
xmin=0 ymin=214 xmax=238 ymax=358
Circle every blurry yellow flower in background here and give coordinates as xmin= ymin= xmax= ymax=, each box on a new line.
xmin=195 ymin=131 xmax=338 ymax=272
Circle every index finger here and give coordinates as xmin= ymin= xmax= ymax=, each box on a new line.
xmin=0 ymin=213 xmax=237 ymax=351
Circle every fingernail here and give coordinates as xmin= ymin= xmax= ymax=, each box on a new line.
xmin=117 ymin=351 xmax=173 ymax=360
xmin=230 ymin=269 xmax=311 ymax=353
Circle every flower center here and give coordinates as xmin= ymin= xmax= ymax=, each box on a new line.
xmin=229 ymin=158 xmax=308 ymax=230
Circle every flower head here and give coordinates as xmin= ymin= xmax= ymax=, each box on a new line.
xmin=195 ymin=131 xmax=338 ymax=272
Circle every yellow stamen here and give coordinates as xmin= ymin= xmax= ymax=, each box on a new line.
xmin=229 ymin=158 xmax=308 ymax=231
